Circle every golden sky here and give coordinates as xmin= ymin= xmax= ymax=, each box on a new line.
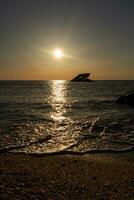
xmin=0 ymin=0 xmax=134 ymax=80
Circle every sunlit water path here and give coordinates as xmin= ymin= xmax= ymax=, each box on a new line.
xmin=0 ymin=80 xmax=134 ymax=154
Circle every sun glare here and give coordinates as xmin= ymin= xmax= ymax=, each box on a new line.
xmin=54 ymin=48 xmax=63 ymax=59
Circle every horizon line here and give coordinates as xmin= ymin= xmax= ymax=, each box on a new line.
xmin=0 ymin=79 xmax=134 ymax=81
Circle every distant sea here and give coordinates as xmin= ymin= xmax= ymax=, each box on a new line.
xmin=0 ymin=80 xmax=134 ymax=155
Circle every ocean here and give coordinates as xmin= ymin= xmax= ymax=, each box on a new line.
xmin=0 ymin=80 xmax=134 ymax=154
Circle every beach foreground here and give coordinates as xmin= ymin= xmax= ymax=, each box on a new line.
xmin=0 ymin=153 xmax=134 ymax=200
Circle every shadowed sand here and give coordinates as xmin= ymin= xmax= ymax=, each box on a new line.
xmin=0 ymin=152 xmax=134 ymax=199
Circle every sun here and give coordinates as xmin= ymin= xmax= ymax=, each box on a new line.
xmin=53 ymin=48 xmax=63 ymax=59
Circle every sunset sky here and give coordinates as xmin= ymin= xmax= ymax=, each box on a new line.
xmin=0 ymin=0 xmax=134 ymax=80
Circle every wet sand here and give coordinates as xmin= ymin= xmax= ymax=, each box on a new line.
xmin=0 ymin=152 xmax=134 ymax=200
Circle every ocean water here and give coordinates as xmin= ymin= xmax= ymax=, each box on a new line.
xmin=0 ymin=80 xmax=134 ymax=155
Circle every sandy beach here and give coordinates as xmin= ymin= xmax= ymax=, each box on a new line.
xmin=0 ymin=152 xmax=134 ymax=200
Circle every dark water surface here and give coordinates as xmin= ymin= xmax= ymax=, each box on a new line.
xmin=0 ymin=80 xmax=134 ymax=154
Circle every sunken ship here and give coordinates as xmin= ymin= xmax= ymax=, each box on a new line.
xmin=71 ymin=73 xmax=94 ymax=82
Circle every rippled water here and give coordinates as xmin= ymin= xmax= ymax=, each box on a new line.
xmin=0 ymin=80 xmax=134 ymax=154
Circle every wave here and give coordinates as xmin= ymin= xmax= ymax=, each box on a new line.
xmin=0 ymin=102 xmax=52 ymax=109
xmin=0 ymin=134 xmax=51 ymax=153
xmin=0 ymin=139 xmax=134 ymax=155
xmin=3 ymin=146 xmax=134 ymax=157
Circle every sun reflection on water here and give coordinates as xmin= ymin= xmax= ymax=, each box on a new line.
xmin=49 ymin=80 xmax=68 ymax=122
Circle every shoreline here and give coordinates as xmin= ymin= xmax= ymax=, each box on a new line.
xmin=0 ymin=152 xmax=134 ymax=199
